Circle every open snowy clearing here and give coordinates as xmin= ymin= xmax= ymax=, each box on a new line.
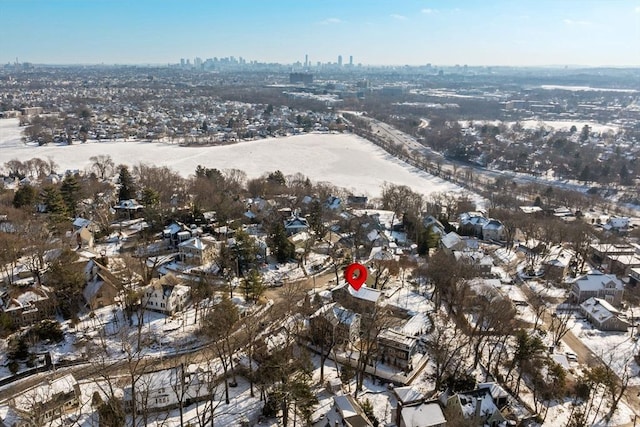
xmin=0 ymin=118 xmax=481 ymax=203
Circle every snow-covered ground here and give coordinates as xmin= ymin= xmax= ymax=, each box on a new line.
xmin=0 ymin=118 xmax=478 ymax=202
xmin=570 ymin=317 xmax=640 ymax=386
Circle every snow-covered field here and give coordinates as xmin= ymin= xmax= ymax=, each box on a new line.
xmin=0 ymin=118 xmax=478 ymax=202
xmin=519 ymin=119 xmax=620 ymax=134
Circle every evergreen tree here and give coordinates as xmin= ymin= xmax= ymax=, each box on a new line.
xmin=233 ymin=230 xmax=258 ymax=275
xmin=307 ymin=200 xmax=326 ymax=238
xmin=117 ymin=165 xmax=135 ymax=201
xmin=60 ymin=173 xmax=81 ymax=216
xmin=269 ymin=221 xmax=295 ymax=263
xmin=12 ymin=184 xmax=37 ymax=209
xmin=140 ymin=187 xmax=160 ymax=207
xmin=267 ymin=170 xmax=286 ymax=186
xmin=241 ymin=269 xmax=265 ymax=303
xmin=41 ymin=186 xmax=67 ymax=220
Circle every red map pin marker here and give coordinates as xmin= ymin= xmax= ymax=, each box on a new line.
xmin=345 ymin=263 xmax=367 ymax=291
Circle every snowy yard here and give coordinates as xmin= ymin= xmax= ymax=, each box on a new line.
xmin=570 ymin=318 xmax=640 ymax=386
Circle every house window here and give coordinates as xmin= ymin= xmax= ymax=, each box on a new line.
xmin=161 ymin=303 xmax=165 ymax=308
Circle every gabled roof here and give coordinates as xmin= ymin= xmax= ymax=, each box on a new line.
xmin=580 ymin=297 xmax=622 ymax=323
xmin=312 ymin=302 xmax=360 ymax=327
xmin=441 ymin=231 xmax=463 ymax=249
xmin=179 ymin=237 xmax=207 ymax=251
xmin=572 ymin=272 xmax=623 ymax=292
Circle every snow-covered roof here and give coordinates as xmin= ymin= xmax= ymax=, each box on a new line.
xmin=179 ymin=237 xmax=207 ymax=251
xmin=477 ymin=382 xmax=509 ymax=401
xmin=457 ymin=392 xmax=498 ymax=419
xmin=441 ymin=231 xmax=463 ymax=249
xmin=313 ymin=302 xmax=360 ymax=327
xmin=347 ymin=284 xmax=381 ymax=303
xmin=394 ymin=386 xmax=425 ymax=404
xmin=401 ymin=402 xmax=446 ymax=427
xmin=520 ymin=206 xmax=543 ymax=214
xmin=543 ymin=245 xmax=574 ymax=268
xmin=12 ymin=374 xmax=77 ymax=411
xmin=379 ymin=328 xmax=418 ymax=348
xmin=72 ymin=217 xmax=92 ymax=229
xmin=482 ymin=219 xmax=503 ymax=230
xmin=572 ymin=272 xmax=623 ymax=292
xmin=580 ymin=297 xmax=620 ymax=323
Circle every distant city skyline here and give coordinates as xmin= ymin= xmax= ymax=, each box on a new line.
xmin=1 ymin=0 xmax=639 ymax=67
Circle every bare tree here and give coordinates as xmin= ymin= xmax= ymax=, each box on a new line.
xmin=549 ymin=311 xmax=572 ymax=347
xmin=90 ymin=154 xmax=115 ymax=180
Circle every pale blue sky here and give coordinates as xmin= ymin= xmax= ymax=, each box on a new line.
xmin=1 ymin=0 xmax=639 ymax=66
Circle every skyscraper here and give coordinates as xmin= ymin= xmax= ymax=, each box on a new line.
xmin=305 ymin=54 xmax=308 ymax=68
xmin=338 ymin=55 xmax=343 ymax=67
xmin=349 ymin=55 xmax=353 ymax=67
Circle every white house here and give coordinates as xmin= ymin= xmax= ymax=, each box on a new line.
xmin=603 ymin=216 xmax=630 ymax=232
xmin=143 ymin=275 xmax=190 ymax=314
xmin=178 ymin=236 xmax=218 ymax=265
xmin=123 ymin=366 xmax=215 ymax=413
xmin=1 ymin=374 xmax=80 ymax=426
xmin=569 ymin=271 xmax=624 ymax=306
xmin=580 ymin=297 xmax=630 ymax=331
xmin=481 ymin=219 xmax=506 ymax=242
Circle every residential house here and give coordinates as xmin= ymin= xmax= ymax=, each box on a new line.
xmin=542 ymin=245 xmax=574 ymax=282
xmin=378 ymin=329 xmax=418 ymax=370
xmin=519 ymin=206 xmax=543 ymax=215
xmin=569 ymin=271 xmax=624 ymax=306
xmin=178 ymin=236 xmax=218 ymax=265
xmin=113 ymin=199 xmax=144 ymax=219
xmin=83 ymin=260 xmax=120 ymax=310
xmin=309 ymin=302 xmax=361 ymax=346
xmin=143 ymin=275 xmax=190 ymax=314
xmin=0 ymin=286 xmax=54 ymax=327
xmin=333 ymin=395 xmax=374 ymax=427
xmin=605 ymin=253 xmax=640 ymax=277
xmin=347 ymin=195 xmax=368 ymax=208
xmin=630 ymin=267 xmax=640 ymax=286
xmin=454 ymin=251 xmax=494 ymax=277
xmin=0 ymin=374 xmax=80 ymax=427
xmin=440 ymin=232 xmax=466 ymax=255
xmin=325 ymin=195 xmax=342 ymax=211
xmin=397 ymin=393 xmax=447 ymax=427
xmin=332 ymin=282 xmax=382 ymax=315
xmin=399 ymin=402 xmax=447 ymax=427
xmin=446 ymin=385 xmax=507 ymax=427
xmin=481 ymin=219 xmax=506 ymax=242
xmin=123 ymin=366 xmax=215 ymax=413
xmin=603 ymin=216 xmax=631 ymax=233
xmin=588 ymin=243 xmax=636 ymax=267
xmin=458 ymin=212 xmax=488 ymax=238
xmin=423 ymin=215 xmax=446 ymax=237
xmin=163 ymin=222 xmax=192 ymax=247
xmin=70 ymin=217 xmax=98 ymax=249
xmin=579 ymin=297 xmax=630 ymax=331
xmin=284 ymin=213 xmax=309 ymax=235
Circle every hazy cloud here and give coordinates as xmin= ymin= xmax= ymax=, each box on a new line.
xmin=421 ymin=8 xmax=435 ymax=14
xmin=635 ymin=6 xmax=640 ymax=13
xmin=318 ymin=17 xmax=343 ymax=25
xmin=390 ymin=14 xmax=408 ymax=21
